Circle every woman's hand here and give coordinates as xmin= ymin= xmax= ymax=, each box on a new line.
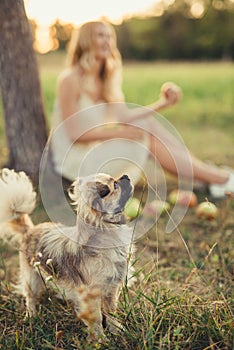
xmin=160 ymin=82 xmax=182 ymax=106
xmin=101 ymin=82 xmax=183 ymax=125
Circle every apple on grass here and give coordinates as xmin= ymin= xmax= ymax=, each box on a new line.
xmin=196 ymin=201 xmax=219 ymax=221
xmin=168 ymin=189 xmax=198 ymax=208
xmin=145 ymin=200 xmax=170 ymax=216
xmin=124 ymin=197 xmax=142 ymax=218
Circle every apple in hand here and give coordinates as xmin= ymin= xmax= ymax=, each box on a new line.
xmin=125 ymin=197 xmax=142 ymax=218
xmin=168 ymin=189 xmax=198 ymax=208
xmin=160 ymin=82 xmax=182 ymax=104
xmin=196 ymin=201 xmax=219 ymax=220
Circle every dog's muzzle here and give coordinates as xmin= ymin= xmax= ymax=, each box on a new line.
xmin=118 ymin=174 xmax=133 ymax=210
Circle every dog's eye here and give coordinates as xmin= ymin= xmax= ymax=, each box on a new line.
xmin=96 ymin=182 xmax=110 ymax=198
xmin=114 ymin=181 xmax=119 ymax=190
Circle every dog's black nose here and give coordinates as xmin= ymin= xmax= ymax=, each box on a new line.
xmin=120 ymin=174 xmax=130 ymax=181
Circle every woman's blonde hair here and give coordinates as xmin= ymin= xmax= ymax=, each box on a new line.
xmin=67 ymin=21 xmax=124 ymax=102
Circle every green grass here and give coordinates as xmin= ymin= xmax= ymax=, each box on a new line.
xmin=1 ymin=204 xmax=234 ymax=349
xmin=0 ymin=53 xmax=234 ymax=349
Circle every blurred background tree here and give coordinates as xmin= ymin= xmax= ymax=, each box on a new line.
xmin=50 ymin=20 xmax=74 ymax=51
xmin=113 ymin=0 xmax=234 ymax=60
xmin=33 ymin=0 xmax=234 ymax=61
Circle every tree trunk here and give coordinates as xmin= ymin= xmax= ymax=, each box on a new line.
xmin=0 ymin=0 xmax=48 ymax=184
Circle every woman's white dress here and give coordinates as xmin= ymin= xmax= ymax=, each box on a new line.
xmin=51 ymin=94 xmax=149 ymax=184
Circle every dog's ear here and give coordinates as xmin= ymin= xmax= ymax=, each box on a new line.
xmin=67 ymin=183 xmax=75 ymax=200
xmin=68 ymin=177 xmax=82 ymax=202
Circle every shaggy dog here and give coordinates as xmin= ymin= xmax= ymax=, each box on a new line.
xmin=0 ymin=169 xmax=134 ymax=341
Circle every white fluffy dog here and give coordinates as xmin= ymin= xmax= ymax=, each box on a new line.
xmin=0 ymin=168 xmax=134 ymax=341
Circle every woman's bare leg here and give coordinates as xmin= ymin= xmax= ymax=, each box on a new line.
xmin=149 ymin=134 xmax=229 ymax=185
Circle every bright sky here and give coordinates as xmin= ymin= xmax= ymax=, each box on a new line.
xmin=24 ymin=0 xmax=161 ymax=53
xmin=24 ymin=0 xmax=159 ymax=26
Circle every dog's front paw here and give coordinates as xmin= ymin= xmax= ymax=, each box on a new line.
xmin=24 ymin=307 xmax=37 ymax=321
xmin=88 ymin=325 xmax=108 ymax=344
xmin=25 ymin=302 xmax=37 ymax=319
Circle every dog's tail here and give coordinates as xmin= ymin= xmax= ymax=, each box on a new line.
xmin=0 ymin=168 xmax=36 ymax=244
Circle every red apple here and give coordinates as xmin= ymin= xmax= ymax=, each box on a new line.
xmin=160 ymin=82 xmax=182 ymax=104
xmin=145 ymin=200 xmax=170 ymax=216
xmin=168 ymin=189 xmax=198 ymax=208
xmin=196 ymin=201 xmax=219 ymax=221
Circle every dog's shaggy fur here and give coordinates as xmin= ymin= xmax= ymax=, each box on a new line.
xmin=0 ymin=169 xmax=134 ymax=340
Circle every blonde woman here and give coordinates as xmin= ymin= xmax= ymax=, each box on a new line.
xmin=51 ymin=21 xmax=234 ymax=198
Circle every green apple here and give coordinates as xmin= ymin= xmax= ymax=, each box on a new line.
xmin=124 ymin=197 xmax=142 ymax=218
xmin=196 ymin=201 xmax=218 ymax=220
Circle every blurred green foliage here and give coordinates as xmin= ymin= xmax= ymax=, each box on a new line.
xmin=32 ymin=0 xmax=234 ymax=60
xmin=114 ymin=0 xmax=234 ymax=60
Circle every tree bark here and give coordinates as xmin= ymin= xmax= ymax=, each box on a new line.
xmin=0 ymin=0 xmax=48 ymax=184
